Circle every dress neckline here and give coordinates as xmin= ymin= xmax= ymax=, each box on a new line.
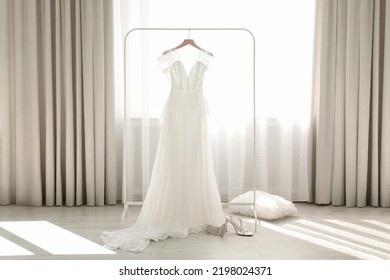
xmin=172 ymin=49 xmax=210 ymax=80
xmin=174 ymin=49 xmax=202 ymax=78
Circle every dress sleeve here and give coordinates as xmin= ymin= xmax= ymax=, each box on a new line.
xmin=198 ymin=51 xmax=213 ymax=69
xmin=157 ymin=53 xmax=170 ymax=73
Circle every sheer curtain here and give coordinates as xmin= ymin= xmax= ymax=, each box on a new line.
xmin=311 ymin=0 xmax=390 ymax=207
xmin=0 ymin=0 xmax=117 ymax=206
xmin=120 ymin=0 xmax=314 ymax=203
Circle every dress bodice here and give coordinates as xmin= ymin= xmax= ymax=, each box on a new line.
xmin=158 ymin=50 xmax=212 ymax=91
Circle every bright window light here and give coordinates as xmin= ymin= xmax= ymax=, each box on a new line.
xmin=0 ymin=221 xmax=115 ymax=255
xmin=0 ymin=235 xmax=34 ymax=257
xmin=121 ymin=0 xmax=315 ymax=122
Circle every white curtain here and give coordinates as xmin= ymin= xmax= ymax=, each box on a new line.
xmin=311 ymin=0 xmax=390 ymax=207
xmin=0 ymin=0 xmax=117 ymax=206
xmin=120 ymin=0 xmax=314 ymax=203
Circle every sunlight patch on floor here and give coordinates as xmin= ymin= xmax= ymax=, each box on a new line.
xmin=362 ymin=220 xmax=390 ymax=231
xmin=0 ymin=235 xmax=34 ymax=257
xmin=296 ymin=219 xmax=390 ymax=251
xmin=324 ymin=219 xmax=390 ymax=240
xmin=258 ymin=220 xmax=382 ymax=260
xmin=0 ymin=221 xmax=115 ymax=255
xmin=284 ymin=223 xmax=390 ymax=259
xmin=241 ymin=217 xmax=390 ymax=260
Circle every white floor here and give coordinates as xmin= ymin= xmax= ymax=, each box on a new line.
xmin=0 ymin=203 xmax=390 ymax=260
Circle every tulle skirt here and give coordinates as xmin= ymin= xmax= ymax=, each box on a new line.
xmin=101 ymin=88 xmax=225 ymax=252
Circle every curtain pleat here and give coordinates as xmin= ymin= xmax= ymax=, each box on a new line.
xmin=314 ymin=0 xmax=337 ymax=204
xmin=344 ymin=1 xmax=359 ymax=207
xmin=312 ymin=0 xmax=390 ymax=207
xmin=0 ymin=0 xmax=117 ymax=206
xmin=14 ymin=0 xmax=43 ymax=205
xmin=356 ymin=0 xmax=373 ymax=206
xmin=41 ymin=0 xmax=55 ymax=206
xmin=380 ymin=0 xmax=390 ymax=207
xmin=92 ymin=0 xmax=106 ymax=206
xmin=0 ymin=0 xmax=12 ymax=204
xmin=330 ymin=0 xmax=347 ymax=205
xmin=370 ymin=0 xmax=383 ymax=206
xmin=63 ymin=0 xmax=76 ymax=205
xmin=74 ymin=0 xmax=85 ymax=206
xmin=103 ymin=0 xmax=117 ymax=205
xmin=81 ymin=0 xmax=95 ymax=206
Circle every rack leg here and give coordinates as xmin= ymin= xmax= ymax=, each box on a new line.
xmin=122 ymin=204 xmax=129 ymax=220
xmin=253 ymin=209 xmax=259 ymax=233
xmin=250 ymin=206 xmax=259 ymax=233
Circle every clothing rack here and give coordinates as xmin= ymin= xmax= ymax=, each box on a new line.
xmin=122 ymin=27 xmax=258 ymax=232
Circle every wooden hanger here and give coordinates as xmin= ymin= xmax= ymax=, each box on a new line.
xmin=162 ymin=29 xmax=213 ymax=57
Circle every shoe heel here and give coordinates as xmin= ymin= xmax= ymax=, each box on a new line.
xmin=226 ymin=215 xmax=253 ymax=237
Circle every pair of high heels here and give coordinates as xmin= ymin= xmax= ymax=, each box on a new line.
xmin=203 ymin=215 xmax=253 ymax=237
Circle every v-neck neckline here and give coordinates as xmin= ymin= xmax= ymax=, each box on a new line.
xmin=173 ymin=49 xmax=204 ymax=79
xmin=176 ymin=60 xmax=200 ymax=81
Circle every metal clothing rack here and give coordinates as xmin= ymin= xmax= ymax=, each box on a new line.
xmin=122 ymin=27 xmax=258 ymax=232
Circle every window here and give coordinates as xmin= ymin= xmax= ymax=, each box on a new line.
xmin=115 ymin=0 xmax=316 ymax=202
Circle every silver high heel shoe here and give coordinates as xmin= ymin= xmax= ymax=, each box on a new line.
xmin=225 ymin=215 xmax=253 ymax=237
xmin=202 ymin=223 xmax=228 ymax=237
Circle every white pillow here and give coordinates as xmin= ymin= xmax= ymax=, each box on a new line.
xmin=229 ymin=191 xmax=297 ymax=220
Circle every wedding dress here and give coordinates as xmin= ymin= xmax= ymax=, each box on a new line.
xmin=101 ymin=49 xmax=226 ymax=252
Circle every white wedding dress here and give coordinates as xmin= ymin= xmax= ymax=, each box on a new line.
xmin=101 ymin=49 xmax=226 ymax=252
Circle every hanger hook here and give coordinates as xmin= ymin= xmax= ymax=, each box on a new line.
xmin=188 ymin=28 xmax=191 ymax=39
